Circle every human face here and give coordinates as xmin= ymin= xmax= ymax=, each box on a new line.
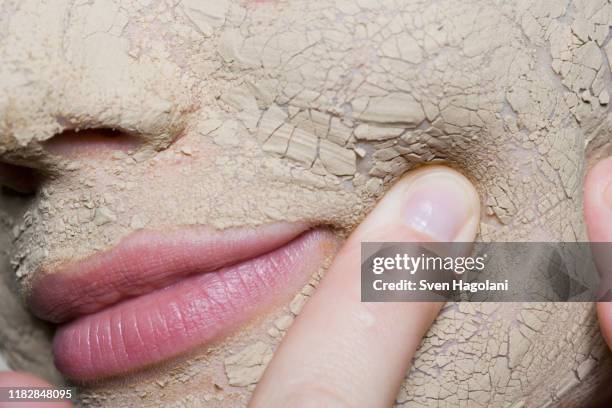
xmin=1 ymin=0 xmax=610 ymax=406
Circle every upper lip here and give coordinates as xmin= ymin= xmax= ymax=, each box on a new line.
xmin=28 ymin=222 xmax=309 ymax=323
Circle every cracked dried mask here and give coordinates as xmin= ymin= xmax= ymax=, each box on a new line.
xmin=1 ymin=0 xmax=611 ymax=406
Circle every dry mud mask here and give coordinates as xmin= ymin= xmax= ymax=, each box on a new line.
xmin=0 ymin=0 xmax=611 ymax=406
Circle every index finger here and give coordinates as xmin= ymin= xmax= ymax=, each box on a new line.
xmin=250 ymin=166 xmax=481 ymax=407
xmin=584 ymin=156 xmax=612 ymax=346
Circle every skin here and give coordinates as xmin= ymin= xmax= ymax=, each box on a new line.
xmin=0 ymin=0 xmax=611 ymax=406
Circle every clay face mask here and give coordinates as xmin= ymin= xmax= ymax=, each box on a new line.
xmin=1 ymin=0 xmax=611 ymax=406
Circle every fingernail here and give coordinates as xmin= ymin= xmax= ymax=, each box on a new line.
xmin=402 ymin=172 xmax=477 ymax=241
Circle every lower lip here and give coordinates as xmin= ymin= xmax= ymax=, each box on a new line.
xmin=53 ymin=229 xmax=334 ymax=381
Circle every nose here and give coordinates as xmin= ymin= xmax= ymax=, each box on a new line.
xmin=0 ymin=128 xmax=143 ymax=194
xmin=42 ymin=128 xmax=143 ymax=158
xmin=0 ymin=162 xmax=41 ymax=194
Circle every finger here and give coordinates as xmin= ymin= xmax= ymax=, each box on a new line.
xmin=584 ymin=156 xmax=612 ymax=348
xmin=250 ymin=165 xmax=480 ymax=407
xmin=0 ymin=371 xmax=73 ymax=408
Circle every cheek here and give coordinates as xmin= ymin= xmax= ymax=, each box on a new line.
xmin=151 ymin=133 xmax=221 ymax=170
xmin=0 ymin=217 xmax=59 ymax=384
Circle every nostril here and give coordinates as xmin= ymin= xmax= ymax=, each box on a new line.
xmin=1 ymin=129 xmax=144 ymax=194
xmin=43 ymin=128 xmax=143 ymax=158
xmin=0 ymin=162 xmax=41 ymax=194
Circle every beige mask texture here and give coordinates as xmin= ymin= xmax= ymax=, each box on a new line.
xmin=0 ymin=0 xmax=611 ymax=407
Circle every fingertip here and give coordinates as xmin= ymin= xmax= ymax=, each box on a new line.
xmin=0 ymin=371 xmax=50 ymax=387
xmin=388 ymin=165 xmax=481 ymax=242
xmin=597 ymin=302 xmax=612 ymax=349
xmin=586 ymin=157 xmax=612 ymax=349
xmin=349 ymin=166 xmax=481 ymax=258
xmin=585 ymin=156 xmax=612 ymax=242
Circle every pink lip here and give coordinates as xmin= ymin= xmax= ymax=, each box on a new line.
xmin=28 ymin=224 xmax=336 ymax=380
